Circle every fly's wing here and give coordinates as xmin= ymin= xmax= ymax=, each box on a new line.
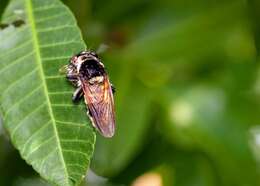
xmin=81 ymin=75 xmax=115 ymax=137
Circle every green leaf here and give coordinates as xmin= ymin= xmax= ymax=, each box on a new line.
xmin=0 ymin=0 xmax=95 ymax=185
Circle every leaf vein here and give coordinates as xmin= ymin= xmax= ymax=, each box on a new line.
xmin=33 ymin=5 xmax=62 ymax=12
xmin=60 ymin=139 xmax=91 ymax=145
xmin=62 ymin=149 xmax=88 ymax=157
xmin=56 ymin=120 xmax=87 ymax=127
xmin=37 ymin=25 xmax=76 ymax=33
xmin=22 ymin=120 xmax=52 ymax=154
xmin=0 ymin=50 xmax=35 ymax=75
xmin=35 ymin=12 xmax=69 ymax=23
xmin=66 ymin=163 xmax=86 ymax=170
xmin=39 ymin=41 xmax=81 ymax=48
xmin=42 ymin=56 xmax=71 ymax=61
xmin=49 ymin=91 xmax=73 ymax=95
xmin=26 ymin=135 xmax=56 ymax=159
xmin=52 ymin=103 xmax=84 ymax=107
xmin=2 ymin=67 xmax=38 ymax=100
xmin=4 ymin=84 xmax=43 ymax=118
xmin=10 ymin=102 xmax=47 ymax=138
xmin=0 ymin=39 xmax=32 ymax=59
xmin=39 ymin=147 xmax=58 ymax=172
xmin=45 ymin=75 xmax=65 ymax=79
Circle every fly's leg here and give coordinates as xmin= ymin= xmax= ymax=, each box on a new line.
xmin=72 ymin=86 xmax=83 ymax=102
xmin=86 ymin=106 xmax=96 ymax=128
xmin=66 ymin=73 xmax=78 ymax=81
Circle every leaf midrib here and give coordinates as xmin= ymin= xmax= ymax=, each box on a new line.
xmin=26 ymin=0 xmax=69 ymax=184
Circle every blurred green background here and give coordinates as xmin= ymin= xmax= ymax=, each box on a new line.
xmin=1 ymin=0 xmax=260 ymax=185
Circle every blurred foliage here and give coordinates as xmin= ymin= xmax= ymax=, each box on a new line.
xmin=1 ymin=0 xmax=260 ymax=185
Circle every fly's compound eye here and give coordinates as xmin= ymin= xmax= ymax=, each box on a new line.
xmin=70 ymin=56 xmax=78 ymax=64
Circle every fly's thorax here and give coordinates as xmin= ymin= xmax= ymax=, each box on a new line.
xmin=79 ymin=58 xmax=106 ymax=80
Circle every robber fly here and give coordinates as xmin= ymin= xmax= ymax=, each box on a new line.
xmin=65 ymin=51 xmax=115 ymax=138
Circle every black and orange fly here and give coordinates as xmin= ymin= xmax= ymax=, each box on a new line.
xmin=65 ymin=51 xmax=115 ymax=138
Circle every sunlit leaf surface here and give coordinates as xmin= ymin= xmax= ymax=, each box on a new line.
xmin=0 ymin=0 xmax=95 ymax=185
